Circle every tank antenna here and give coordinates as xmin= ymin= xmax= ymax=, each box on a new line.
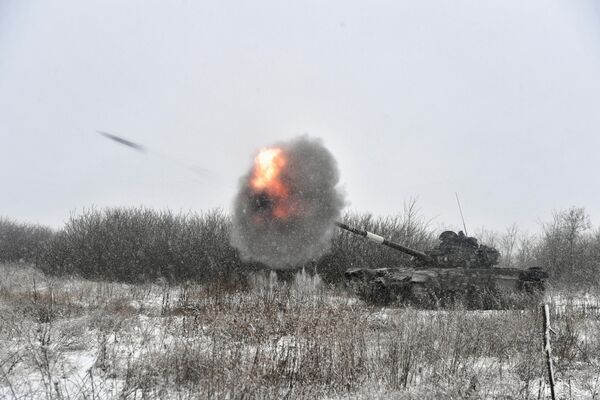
xmin=455 ymin=192 xmax=468 ymax=236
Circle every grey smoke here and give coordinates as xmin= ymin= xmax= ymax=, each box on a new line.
xmin=231 ymin=136 xmax=346 ymax=268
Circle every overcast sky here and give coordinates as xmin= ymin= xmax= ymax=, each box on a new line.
xmin=1 ymin=0 xmax=599 ymax=233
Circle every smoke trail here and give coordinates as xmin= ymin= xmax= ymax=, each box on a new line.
xmin=97 ymin=130 xmax=211 ymax=177
xmin=231 ymin=136 xmax=346 ymax=268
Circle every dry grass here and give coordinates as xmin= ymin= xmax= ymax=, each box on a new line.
xmin=1 ymin=264 xmax=600 ymax=399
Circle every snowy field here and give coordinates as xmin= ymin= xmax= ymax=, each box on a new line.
xmin=1 ymin=263 xmax=600 ymax=399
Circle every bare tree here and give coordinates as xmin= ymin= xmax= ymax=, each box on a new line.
xmin=540 ymin=207 xmax=592 ymax=282
xmin=499 ymin=223 xmax=519 ymax=268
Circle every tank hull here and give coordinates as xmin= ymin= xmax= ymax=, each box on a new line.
xmin=345 ymin=266 xmax=548 ymax=309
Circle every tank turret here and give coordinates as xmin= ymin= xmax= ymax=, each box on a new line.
xmin=418 ymin=230 xmax=500 ymax=269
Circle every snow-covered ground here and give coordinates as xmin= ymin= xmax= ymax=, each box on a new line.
xmin=1 ymin=264 xmax=599 ymax=399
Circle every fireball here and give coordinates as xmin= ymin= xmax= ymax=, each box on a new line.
xmin=249 ymin=147 xmax=294 ymax=219
xmin=251 ymin=148 xmax=288 ymax=196
xmin=231 ymin=136 xmax=345 ymax=267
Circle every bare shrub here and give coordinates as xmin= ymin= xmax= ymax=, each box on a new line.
xmin=537 ymin=207 xmax=599 ymax=287
xmin=30 ymin=203 xmax=436 ymax=285
xmin=38 ymin=207 xmax=256 ymax=283
xmin=0 ymin=218 xmax=54 ymax=263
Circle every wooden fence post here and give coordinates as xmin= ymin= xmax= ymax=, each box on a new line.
xmin=543 ymin=303 xmax=556 ymax=400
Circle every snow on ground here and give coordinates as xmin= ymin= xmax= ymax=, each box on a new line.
xmin=2 ymin=264 xmax=600 ymax=399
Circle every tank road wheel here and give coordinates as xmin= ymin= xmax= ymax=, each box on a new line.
xmin=353 ymin=278 xmax=395 ymax=306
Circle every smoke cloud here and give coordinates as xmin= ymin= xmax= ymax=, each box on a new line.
xmin=231 ymin=136 xmax=346 ymax=268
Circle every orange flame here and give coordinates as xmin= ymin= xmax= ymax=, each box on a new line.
xmin=251 ymin=148 xmax=288 ymax=196
xmin=250 ymin=147 xmax=293 ymax=218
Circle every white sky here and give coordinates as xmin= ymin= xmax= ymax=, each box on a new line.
xmin=1 ymin=1 xmax=600 ymax=233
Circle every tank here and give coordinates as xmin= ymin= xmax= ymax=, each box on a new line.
xmin=336 ymin=222 xmax=548 ymax=309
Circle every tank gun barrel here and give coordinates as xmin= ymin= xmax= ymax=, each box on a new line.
xmin=335 ymin=221 xmax=433 ymax=263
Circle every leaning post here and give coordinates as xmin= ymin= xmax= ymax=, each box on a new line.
xmin=543 ymin=303 xmax=556 ymax=400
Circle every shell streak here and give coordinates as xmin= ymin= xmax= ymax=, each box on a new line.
xmin=231 ymin=136 xmax=346 ymax=268
xmin=97 ymin=131 xmax=146 ymax=152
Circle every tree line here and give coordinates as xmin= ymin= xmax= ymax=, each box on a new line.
xmin=1 ymin=205 xmax=598 ymax=287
